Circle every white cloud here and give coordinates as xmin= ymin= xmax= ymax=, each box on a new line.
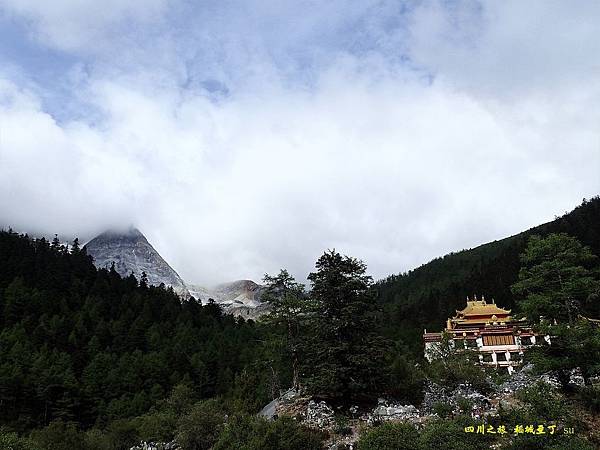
xmin=0 ymin=1 xmax=599 ymax=285
xmin=407 ymin=1 xmax=600 ymax=96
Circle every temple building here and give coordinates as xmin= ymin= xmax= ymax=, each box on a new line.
xmin=423 ymin=295 xmax=550 ymax=374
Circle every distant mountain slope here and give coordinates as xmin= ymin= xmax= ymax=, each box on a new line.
xmin=188 ymin=279 xmax=270 ymax=318
xmin=85 ymin=227 xmax=189 ymax=297
xmin=188 ymin=280 xmax=263 ymax=306
xmin=376 ymin=197 xmax=600 ymax=352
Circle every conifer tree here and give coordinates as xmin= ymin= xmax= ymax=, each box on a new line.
xmin=512 ymin=233 xmax=600 ymax=384
xmin=263 ymin=269 xmax=308 ymax=391
xmin=70 ymin=238 xmax=80 ymax=254
xmin=512 ymin=233 xmax=599 ymax=324
xmin=302 ymin=250 xmax=387 ymax=401
xmin=140 ymin=271 xmax=149 ymax=289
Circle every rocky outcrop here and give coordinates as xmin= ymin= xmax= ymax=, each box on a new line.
xmin=85 ymin=227 xmax=189 ymax=297
xmin=305 ymin=400 xmax=336 ymax=429
xmin=568 ymin=367 xmax=585 ymax=387
xmin=368 ymin=399 xmax=420 ymax=423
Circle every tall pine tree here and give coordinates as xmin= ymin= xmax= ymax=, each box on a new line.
xmin=263 ymin=269 xmax=308 ymax=391
xmin=302 ymin=250 xmax=387 ymax=401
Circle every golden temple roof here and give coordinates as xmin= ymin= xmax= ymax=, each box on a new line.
xmin=456 ymin=296 xmax=511 ymax=317
xmin=447 ymin=296 xmax=512 ymax=328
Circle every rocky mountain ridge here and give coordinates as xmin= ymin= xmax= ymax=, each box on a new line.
xmin=84 ymin=227 xmax=190 ymax=297
xmin=84 ymin=227 xmax=269 ymax=316
xmin=188 ymin=280 xmax=270 ymax=318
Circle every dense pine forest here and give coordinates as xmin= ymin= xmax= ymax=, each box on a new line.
xmin=0 ymin=231 xmax=396 ymax=448
xmin=0 ymin=231 xmax=299 ymax=446
xmin=376 ymin=197 xmax=600 ymax=353
xmin=1 ymin=198 xmax=599 ymax=449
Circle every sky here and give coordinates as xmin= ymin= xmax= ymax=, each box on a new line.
xmin=0 ymin=1 xmax=599 ymax=286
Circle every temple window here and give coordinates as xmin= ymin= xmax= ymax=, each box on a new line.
xmin=483 ymin=334 xmax=514 ymax=346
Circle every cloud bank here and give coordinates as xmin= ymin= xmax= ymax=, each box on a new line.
xmin=0 ymin=1 xmax=599 ymax=285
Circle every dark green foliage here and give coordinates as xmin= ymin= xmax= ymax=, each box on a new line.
xmin=576 ymin=385 xmax=600 ymax=413
xmin=0 ymin=429 xmax=37 ymax=450
xmin=29 ymin=420 xmax=87 ymax=450
xmin=386 ymin=349 xmax=425 ymax=405
xmin=512 ymin=233 xmax=599 ymax=324
xmin=175 ymin=399 xmax=226 ymax=450
xmin=514 ymin=382 xmax=568 ymax=421
xmin=0 ymin=230 xmax=284 ymax=434
xmin=131 ymin=410 xmax=177 ymax=444
xmin=456 ymin=396 xmax=474 ymax=414
xmin=357 ymin=422 xmax=420 ymax=450
xmin=358 ymin=417 xmax=495 ymax=450
xmin=376 ymin=197 xmax=600 ymax=351
xmin=425 ymin=333 xmax=490 ymax=393
xmin=419 ymin=418 xmax=494 ymax=450
xmin=510 ymin=232 xmax=600 ymax=384
xmin=262 ymin=269 xmax=308 ymax=391
xmin=523 ymin=320 xmax=600 ymax=385
xmin=213 ymin=415 xmax=325 ymax=450
xmin=301 ymin=250 xmax=388 ymax=401
xmin=432 ymin=401 xmax=453 ymax=418
xmin=502 ymin=435 xmax=596 ymax=450
xmin=497 ymin=383 xmax=584 ymax=450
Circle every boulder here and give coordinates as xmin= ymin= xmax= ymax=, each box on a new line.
xmin=304 ymin=400 xmax=336 ymax=429
xmin=568 ymin=367 xmax=585 ymax=388
xmin=371 ymin=399 xmax=420 ymax=422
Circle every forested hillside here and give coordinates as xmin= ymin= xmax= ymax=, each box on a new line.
xmin=1 ymin=201 xmax=599 ymax=448
xmin=0 ymin=231 xmax=286 ymax=433
xmin=376 ymin=197 xmax=600 ymax=352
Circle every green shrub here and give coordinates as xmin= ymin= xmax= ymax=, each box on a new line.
xmin=357 ymin=422 xmax=420 ymax=450
xmin=104 ymin=419 xmax=140 ymax=450
xmin=175 ymin=399 xmax=227 ymax=450
xmin=419 ymin=418 xmax=494 ymax=450
xmin=160 ymin=383 xmax=197 ymax=416
xmin=387 ymin=353 xmax=425 ymax=404
xmin=0 ymin=429 xmax=37 ymax=450
xmin=502 ymin=434 xmax=595 ymax=450
xmin=333 ymin=415 xmax=352 ymax=436
xmin=83 ymin=429 xmax=111 ymax=450
xmin=425 ymin=339 xmax=491 ymax=394
xmin=131 ymin=410 xmax=177 ymax=443
xmin=576 ymin=385 xmax=600 ymax=413
xmin=214 ymin=415 xmax=324 ymax=450
xmin=515 ymin=382 xmax=567 ymax=420
xmin=29 ymin=421 xmax=87 ymax=450
xmin=456 ymin=396 xmax=474 ymax=414
xmin=433 ymin=401 xmax=453 ymax=418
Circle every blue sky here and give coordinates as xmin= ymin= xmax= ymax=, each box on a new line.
xmin=1 ymin=1 xmax=599 ymax=285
